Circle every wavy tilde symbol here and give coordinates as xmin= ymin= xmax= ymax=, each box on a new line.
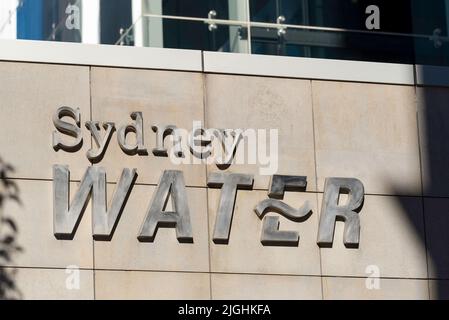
xmin=254 ymin=175 xmax=312 ymax=247
xmin=255 ymin=199 xmax=312 ymax=221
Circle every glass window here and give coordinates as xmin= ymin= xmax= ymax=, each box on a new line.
xmin=0 ymin=0 xmax=448 ymax=66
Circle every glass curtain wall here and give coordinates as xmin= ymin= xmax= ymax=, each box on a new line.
xmin=0 ymin=0 xmax=448 ymax=66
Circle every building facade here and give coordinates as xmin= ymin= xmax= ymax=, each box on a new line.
xmin=0 ymin=1 xmax=448 ymax=300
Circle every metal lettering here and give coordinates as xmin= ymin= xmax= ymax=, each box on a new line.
xmin=214 ymin=129 xmax=243 ymax=168
xmin=52 ymin=106 xmax=83 ymax=152
xmin=317 ymin=177 xmax=364 ymax=248
xmin=138 ymin=170 xmax=193 ymax=243
xmin=255 ymin=175 xmax=311 ymax=246
xmin=117 ymin=112 xmax=147 ymax=156
xmin=189 ymin=127 xmax=212 ymax=159
xmin=268 ymin=174 xmax=307 ymax=198
xmin=53 ymin=165 xmax=136 ymax=240
xmin=208 ymin=172 xmax=254 ymax=244
xmin=92 ymin=168 xmax=137 ymax=240
xmin=85 ymin=121 xmax=115 ymax=163
xmin=152 ymin=124 xmax=184 ymax=158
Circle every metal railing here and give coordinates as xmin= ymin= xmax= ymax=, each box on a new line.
xmin=115 ymin=12 xmax=449 ymax=50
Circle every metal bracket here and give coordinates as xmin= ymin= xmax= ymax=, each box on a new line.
xmin=277 ymin=15 xmax=286 ymax=37
xmin=207 ymin=10 xmax=218 ymax=32
xmin=118 ymin=27 xmax=134 ymax=46
xmin=430 ymin=28 xmax=443 ymax=48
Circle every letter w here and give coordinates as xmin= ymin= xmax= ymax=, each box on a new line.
xmin=53 ymin=165 xmax=136 ymax=240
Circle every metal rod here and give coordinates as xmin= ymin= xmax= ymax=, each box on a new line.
xmin=245 ymin=0 xmax=252 ymax=54
xmin=115 ymin=15 xmax=142 ymax=45
xmin=140 ymin=13 xmax=449 ymax=41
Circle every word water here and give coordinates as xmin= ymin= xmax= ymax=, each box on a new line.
xmin=53 ymin=166 xmax=364 ymax=248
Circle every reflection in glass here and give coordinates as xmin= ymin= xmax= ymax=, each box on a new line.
xmin=249 ymin=27 xmax=417 ymax=64
xmin=129 ymin=16 xmax=248 ymax=53
xmin=16 ymin=0 xmax=82 ymax=42
xmin=0 ymin=0 xmax=447 ymax=66
xmin=158 ymin=0 xmax=247 ymax=21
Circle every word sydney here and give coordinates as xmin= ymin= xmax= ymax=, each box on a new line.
xmin=52 ymin=107 xmax=278 ymax=175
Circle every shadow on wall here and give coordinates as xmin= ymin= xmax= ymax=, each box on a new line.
xmin=392 ymin=68 xmax=449 ymax=300
xmin=0 ymin=157 xmax=23 ymax=300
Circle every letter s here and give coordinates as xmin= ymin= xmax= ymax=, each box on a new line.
xmin=52 ymin=106 xmax=83 ymax=152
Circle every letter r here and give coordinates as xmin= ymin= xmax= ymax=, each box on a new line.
xmin=317 ymin=177 xmax=364 ymax=248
